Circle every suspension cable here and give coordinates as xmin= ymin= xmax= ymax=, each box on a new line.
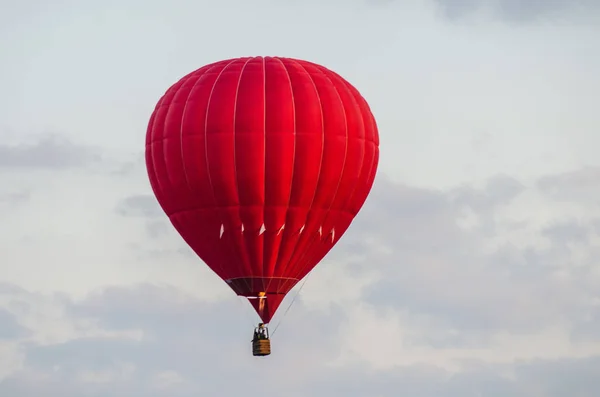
xmin=270 ymin=275 xmax=310 ymax=338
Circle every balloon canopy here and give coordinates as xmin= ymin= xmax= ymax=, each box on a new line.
xmin=145 ymin=56 xmax=379 ymax=324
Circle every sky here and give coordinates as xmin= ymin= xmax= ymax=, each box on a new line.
xmin=1 ymin=0 xmax=600 ymax=395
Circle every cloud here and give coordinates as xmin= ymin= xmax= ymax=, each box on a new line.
xmin=302 ymin=357 xmax=600 ymax=397
xmin=115 ymin=194 xmax=161 ymax=218
xmin=0 ymin=309 xmax=28 ymax=339
xmin=432 ymin=0 xmax=600 ymax=23
xmin=0 ymin=281 xmax=599 ymax=396
xmin=0 ymin=134 xmax=101 ymax=169
xmin=537 ymin=166 xmax=600 ymax=205
xmin=115 ymin=194 xmax=172 ymax=239
xmin=0 ymin=191 xmax=30 ymax=211
xmin=303 ymin=171 xmax=600 ymax=375
xmin=0 ymin=282 xmax=345 ymax=396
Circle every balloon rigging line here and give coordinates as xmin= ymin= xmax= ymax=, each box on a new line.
xmin=270 ymin=273 xmax=310 ymax=338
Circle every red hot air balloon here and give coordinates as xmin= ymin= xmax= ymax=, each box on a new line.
xmin=145 ymin=56 xmax=379 ymax=355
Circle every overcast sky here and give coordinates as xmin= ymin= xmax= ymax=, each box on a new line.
xmin=1 ymin=0 xmax=600 ymax=396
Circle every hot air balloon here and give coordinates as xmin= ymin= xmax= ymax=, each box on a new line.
xmin=145 ymin=56 xmax=379 ymax=356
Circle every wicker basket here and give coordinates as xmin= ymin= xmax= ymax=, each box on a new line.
xmin=252 ymin=339 xmax=271 ymax=356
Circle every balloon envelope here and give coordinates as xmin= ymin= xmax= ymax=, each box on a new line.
xmin=145 ymin=56 xmax=379 ymax=323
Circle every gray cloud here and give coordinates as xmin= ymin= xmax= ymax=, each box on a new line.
xmin=452 ymin=174 xmax=525 ymax=210
xmin=303 ymin=357 xmax=600 ymax=397
xmin=115 ymin=194 xmax=169 ymax=238
xmin=0 ymin=283 xmax=345 ymax=397
xmin=0 ymin=191 xmax=30 ymax=207
xmin=433 ymin=0 xmax=600 ymax=22
xmin=537 ymin=166 xmax=600 ymax=204
xmin=0 ymin=282 xmax=599 ymax=396
xmin=0 ymin=308 xmax=28 ymax=339
xmin=334 ymin=173 xmax=595 ymax=344
xmin=115 ymin=194 xmax=162 ymax=218
xmin=542 ymin=220 xmax=590 ymax=244
xmin=0 ymin=135 xmax=101 ymax=169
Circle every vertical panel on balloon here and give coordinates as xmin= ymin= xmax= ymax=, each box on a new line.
xmin=297 ymin=67 xmax=367 ymax=276
xmin=147 ymin=75 xmax=202 ymax=275
xmin=148 ymin=105 xmax=171 ymax=210
xmin=162 ymin=75 xmax=201 ymax=213
xmin=234 ymin=57 xmax=266 ymax=283
xmin=351 ymin=143 xmax=378 ymax=214
xmin=271 ymin=59 xmax=323 ymax=284
xmin=145 ymin=110 xmax=161 ymax=204
xmin=349 ymin=144 xmax=377 ymax=215
xmin=343 ymin=84 xmax=380 ymax=215
xmin=147 ymin=72 xmax=198 ymax=213
xmin=357 ymin=94 xmax=379 ymax=187
xmin=178 ymin=66 xmax=232 ymax=279
xmin=262 ymin=57 xmax=295 ymax=281
xmin=205 ymin=60 xmax=254 ymax=280
xmin=180 ymin=66 xmax=222 ymax=210
xmin=321 ymin=69 xmax=366 ymax=214
xmin=286 ymin=64 xmax=348 ymax=280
